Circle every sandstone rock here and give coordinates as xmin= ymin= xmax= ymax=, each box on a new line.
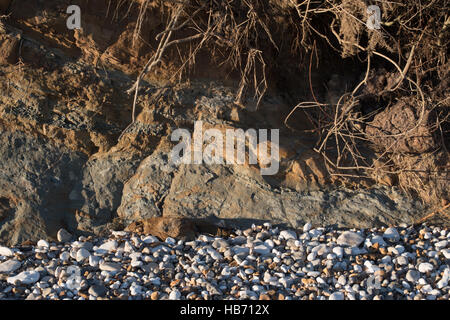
xmin=117 ymin=150 xmax=175 ymax=225
xmin=126 ymin=217 xmax=198 ymax=241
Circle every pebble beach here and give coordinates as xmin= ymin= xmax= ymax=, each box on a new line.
xmin=0 ymin=223 xmax=448 ymax=300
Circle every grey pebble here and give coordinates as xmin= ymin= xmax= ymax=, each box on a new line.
xmin=89 ymin=284 xmax=107 ymax=298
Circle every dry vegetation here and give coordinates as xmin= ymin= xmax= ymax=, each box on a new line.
xmin=111 ymin=0 xmax=448 ymax=205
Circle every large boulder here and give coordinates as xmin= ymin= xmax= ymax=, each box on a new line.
xmin=0 ymin=126 xmax=86 ymax=245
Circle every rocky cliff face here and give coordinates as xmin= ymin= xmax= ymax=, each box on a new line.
xmin=0 ymin=1 xmax=446 ymax=245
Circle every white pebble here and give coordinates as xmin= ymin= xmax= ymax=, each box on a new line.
xmin=59 ymin=251 xmax=70 ymax=262
xmin=111 ymin=231 xmax=128 ymax=237
xmin=98 ymin=240 xmax=118 ymax=252
xmin=0 ymin=260 xmax=21 ymax=273
xmin=169 ymin=289 xmax=181 ymax=300
xmin=279 ymin=230 xmax=297 ymax=240
xmin=337 ymin=231 xmax=364 ymax=247
xmin=442 ymin=249 xmax=450 ymax=259
xmin=89 ymin=255 xmax=101 ymax=267
xmin=383 ymin=227 xmax=400 ymax=241
xmin=206 ymin=247 xmax=223 ymax=260
xmin=99 ymin=261 xmax=121 ymax=272
xmin=123 ymin=241 xmax=134 ymax=253
xmin=418 ymin=262 xmax=434 ymax=273
xmin=264 ymin=239 xmax=275 ymax=248
xmin=329 ymin=292 xmax=345 ymax=300
xmin=253 ymin=244 xmax=271 ymax=256
xmin=37 ymin=239 xmax=50 ymax=248
xmin=364 ymin=261 xmax=380 ymax=273
xmin=435 ymin=240 xmax=447 ymax=250
xmin=332 ymin=247 xmax=344 ymax=258
xmin=165 ymin=237 xmax=176 ymax=245
xmin=7 ymin=270 xmax=40 ymax=285
xmin=57 ymin=229 xmax=72 ymax=242
xmin=76 ymin=248 xmax=90 ymax=261
xmin=436 ymin=269 xmax=449 ymax=289
xmin=303 ymin=222 xmax=312 ymax=232
xmin=0 ymin=246 xmax=14 ymax=257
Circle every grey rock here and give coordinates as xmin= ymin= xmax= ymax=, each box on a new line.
xmin=279 ymin=230 xmax=297 ymax=240
xmin=206 ymin=283 xmax=222 ymax=296
xmin=88 ymin=285 xmax=107 ymax=297
xmin=212 ymin=239 xmax=229 ymax=249
xmin=383 ymin=228 xmax=400 ymax=242
xmin=329 ymin=292 xmax=345 ymax=300
xmin=406 ymin=269 xmax=420 ymax=282
xmin=337 ymin=275 xmax=347 ymax=286
xmin=76 ymin=248 xmax=90 ymax=261
xmin=337 ymin=231 xmax=364 ymax=247
xmin=253 ymin=244 xmax=271 ymax=256
xmin=303 ymin=222 xmax=312 ymax=232
xmin=57 ymin=229 xmax=72 ymax=242
xmin=0 ymin=34 xmax=441 ymax=247
xmin=0 ymin=260 xmax=21 ymax=273
xmin=0 ymin=128 xmax=86 ymax=246
xmin=119 ymin=152 xmax=429 ymax=232
xmin=396 ymin=256 xmax=408 ymax=266
xmin=7 ymin=270 xmax=40 ymax=285
xmin=99 ymin=262 xmax=122 ymax=272
xmin=117 ymin=152 xmax=174 ymax=225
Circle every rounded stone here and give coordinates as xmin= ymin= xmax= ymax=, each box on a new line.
xmin=7 ymin=270 xmax=40 ymax=285
xmin=396 ymin=256 xmax=408 ymax=266
xmin=169 ymin=289 xmax=181 ymax=300
xmin=329 ymin=292 xmax=345 ymax=300
xmin=418 ymin=262 xmax=434 ymax=273
xmin=37 ymin=239 xmax=50 ymax=248
xmin=383 ymin=228 xmax=400 ymax=242
xmin=279 ymin=230 xmax=297 ymax=240
xmin=406 ymin=269 xmax=420 ymax=282
xmin=76 ymin=248 xmax=90 ymax=261
xmin=99 ymin=262 xmax=122 ymax=272
xmin=0 ymin=246 xmax=14 ymax=257
xmin=57 ymin=228 xmax=72 ymax=243
xmin=337 ymin=231 xmax=364 ymax=247
xmin=89 ymin=285 xmax=107 ymax=298
xmin=303 ymin=222 xmax=312 ymax=232
xmin=0 ymin=260 xmax=21 ymax=273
